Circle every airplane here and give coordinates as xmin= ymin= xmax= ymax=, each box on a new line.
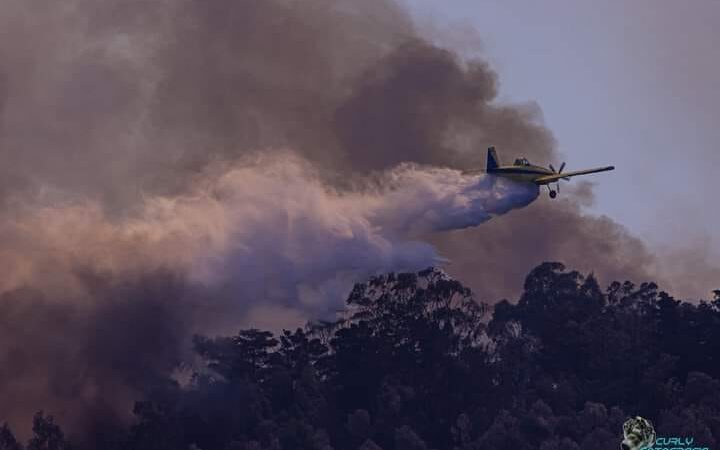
xmin=482 ymin=146 xmax=614 ymax=198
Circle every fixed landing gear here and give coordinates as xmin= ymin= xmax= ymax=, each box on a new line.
xmin=547 ymin=185 xmax=558 ymax=199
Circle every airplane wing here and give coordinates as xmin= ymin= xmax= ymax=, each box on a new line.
xmin=534 ymin=166 xmax=615 ymax=185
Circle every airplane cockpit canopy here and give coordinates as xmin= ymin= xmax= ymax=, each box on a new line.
xmin=514 ymin=158 xmax=531 ymax=166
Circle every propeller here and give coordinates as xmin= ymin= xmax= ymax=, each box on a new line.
xmin=559 ymin=163 xmax=570 ymax=181
xmin=549 ymin=162 xmax=569 ymax=193
xmin=549 ymin=162 xmax=567 ymax=174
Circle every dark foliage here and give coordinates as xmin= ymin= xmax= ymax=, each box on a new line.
xmin=0 ymin=424 xmax=21 ymax=450
xmin=3 ymin=264 xmax=719 ymax=450
xmin=26 ymin=413 xmax=71 ymax=450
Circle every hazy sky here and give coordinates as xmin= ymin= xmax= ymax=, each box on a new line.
xmin=404 ymin=0 xmax=720 ymax=259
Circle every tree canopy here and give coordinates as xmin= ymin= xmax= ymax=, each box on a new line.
xmin=3 ymin=264 xmax=719 ymax=450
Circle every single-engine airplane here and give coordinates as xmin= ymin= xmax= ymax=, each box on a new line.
xmin=480 ymin=146 xmax=615 ymax=199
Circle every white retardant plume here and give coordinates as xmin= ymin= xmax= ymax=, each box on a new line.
xmin=0 ymin=152 xmax=538 ymax=320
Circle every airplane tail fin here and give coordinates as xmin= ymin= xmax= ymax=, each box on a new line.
xmin=487 ymin=146 xmax=500 ymax=171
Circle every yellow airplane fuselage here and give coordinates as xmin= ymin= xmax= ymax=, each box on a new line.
xmin=488 ymin=164 xmax=556 ymax=185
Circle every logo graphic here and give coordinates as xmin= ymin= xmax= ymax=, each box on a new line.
xmin=622 ymin=416 xmax=656 ymax=450
xmin=621 ymin=416 xmax=711 ymax=450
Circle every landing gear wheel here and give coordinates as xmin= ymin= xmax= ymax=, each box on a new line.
xmin=549 ymin=190 xmax=557 ymax=199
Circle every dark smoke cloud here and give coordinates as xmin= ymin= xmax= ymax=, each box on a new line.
xmin=0 ymin=0 xmax=706 ymax=440
xmin=334 ymin=39 xmax=555 ymax=171
xmin=430 ymin=190 xmax=656 ymax=302
xmin=0 ymin=0 xmax=411 ymax=207
xmin=147 ymin=0 xmax=416 ymax=187
xmin=0 ymin=271 xmax=190 ymax=440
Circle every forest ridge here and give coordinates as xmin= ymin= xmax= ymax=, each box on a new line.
xmin=2 ymin=263 xmax=719 ymax=450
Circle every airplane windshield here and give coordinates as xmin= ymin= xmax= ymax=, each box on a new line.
xmin=514 ymin=158 xmax=530 ymax=166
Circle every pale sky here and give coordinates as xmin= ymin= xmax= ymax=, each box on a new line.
xmin=403 ymin=0 xmax=720 ymax=260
